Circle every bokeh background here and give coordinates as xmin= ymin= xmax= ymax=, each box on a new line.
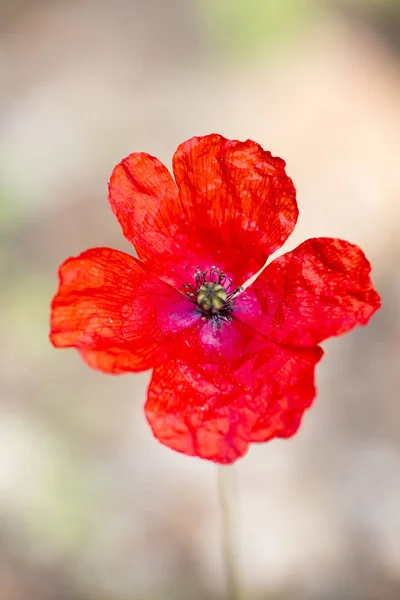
xmin=1 ymin=1 xmax=400 ymax=598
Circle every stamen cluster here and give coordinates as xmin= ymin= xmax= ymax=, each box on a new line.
xmin=183 ymin=266 xmax=238 ymax=324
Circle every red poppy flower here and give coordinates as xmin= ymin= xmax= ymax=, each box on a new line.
xmin=50 ymin=134 xmax=381 ymax=464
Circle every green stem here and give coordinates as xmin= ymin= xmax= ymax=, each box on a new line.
xmin=218 ymin=465 xmax=240 ymax=600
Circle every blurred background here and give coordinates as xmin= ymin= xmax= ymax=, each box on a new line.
xmin=1 ymin=0 xmax=400 ymax=598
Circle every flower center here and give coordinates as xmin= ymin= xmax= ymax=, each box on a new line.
xmin=182 ymin=266 xmax=239 ymax=324
xmin=197 ymin=282 xmax=227 ymax=313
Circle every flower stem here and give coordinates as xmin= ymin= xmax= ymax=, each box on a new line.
xmin=218 ymin=465 xmax=240 ymax=600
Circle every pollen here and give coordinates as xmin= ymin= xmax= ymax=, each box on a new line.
xmin=197 ymin=283 xmax=227 ymax=313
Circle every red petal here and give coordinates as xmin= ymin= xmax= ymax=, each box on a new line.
xmin=183 ymin=316 xmax=267 ymax=370
xmin=108 ymin=153 xmax=185 ymax=285
xmin=145 ymin=344 xmax=322 ymax=464
xmin=244 ymin=344 xmax=323 ymax=443
xmin=108 ymin=135 xmax=297 ymax=286
xmin=50 ymin=248 xmax=198 ymax=374
xmin=237 ymin=238 xmax=381 ymax=346
xmin=173 ymin=135 xmax=297 ymax=283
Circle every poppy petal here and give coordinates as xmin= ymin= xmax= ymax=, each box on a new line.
xmin=108 ymin=135 xmax=297 ymax=287
xmin=173 ymin=134 xmax=298 ymax=283
xmin=183 ymin=316 xmax=268 ymax=371
xmin=245 ymin=344 xmax=323 ymax=443
xmin=50 ymin=248 xmax=198 ymax=374
xmin=237 ymin=238 xmax=381 ymax=346
xmin=108 ymin=153 xmax=185 ymax=284
xmin=145 ymin=344 xmax=322 ymax=464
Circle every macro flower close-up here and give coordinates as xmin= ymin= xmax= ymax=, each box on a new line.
xmin=50 ymin=134 xmax=381 ymax=464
